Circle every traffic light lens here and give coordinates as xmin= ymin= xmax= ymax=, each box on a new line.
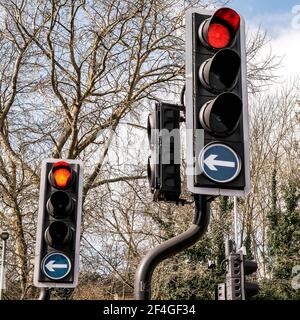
xmin=49 ymin=221 xmax=68 ymax=241
xmin=200 ymin=49 xmax=241 ymax=92
xmin=244 ymin=260 xmax=258 ymax=274
xmin=49 ymin=161 xmax=74 ymax=188
xmin=207 ymin=23 xmax=230 ymax=49
xmin=53 ymin=168 xmax=71 ymax=187
xmin=201 ymin=8 xmax=241 ymax=49
xmin=45 ymin=221 xmax=72 ymax=249
xmin=209 ymin=49 xmax=240 ymax=90
xmin=199 ymin=93 xmax=242 ymax=136
xmin=48 ymin=191 xmax=73 ymax=218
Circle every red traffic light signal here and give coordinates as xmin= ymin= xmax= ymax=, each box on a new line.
xmin=199 ymin=8 xmax=240 ymax=49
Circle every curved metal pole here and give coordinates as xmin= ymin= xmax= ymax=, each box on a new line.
xmin=134 ymin=195 xmax=210 ymax=300
xmin=38 ymin=288 xmax=50 ymax=300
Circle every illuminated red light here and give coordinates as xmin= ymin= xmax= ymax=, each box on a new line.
xmin=203 ymin=8 xmax=240 ymax=49
xmin=52 ymin=162 xmax=72 ymax=188
xmin=207 ymin=23 xmax=230 ymax=49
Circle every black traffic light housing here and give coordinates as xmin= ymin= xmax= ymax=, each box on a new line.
xmin=34 ymin=159 xmax=83 ymax=288
xmin=147 ymin=102 xmax=181 ymax=202
xmin=185 ymin=7 xmax=250 ymax=196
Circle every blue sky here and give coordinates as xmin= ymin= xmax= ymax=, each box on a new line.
xmin=227 ymin=0 xmax=300 ymax=80
xmin=229 ymin=0 xmax=299 ymax=34
xmin=230 ymin=0 xmax=297 ymax=15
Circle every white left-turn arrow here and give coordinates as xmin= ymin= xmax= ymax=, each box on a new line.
xmin=204 ymin=154 xmax=235 ymax=171
xmin=45 ymin=260 xmax=68 ymax=272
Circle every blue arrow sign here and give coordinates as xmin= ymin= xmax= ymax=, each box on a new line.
xmin=42 ymin=252 xmax=71 ymax=280
xmin=199 ymin=143 xmax=241 ymax=183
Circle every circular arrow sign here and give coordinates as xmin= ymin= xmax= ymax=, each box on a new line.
xmin=199 ymin=143 xmax=241 ymax=183
xmin=42 ymin=252 xmax=71 ymax=280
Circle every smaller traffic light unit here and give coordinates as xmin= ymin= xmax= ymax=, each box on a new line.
xmin=34 ymin=159 xmax=83 ymax=288
xmin=225 ymin=252 xmax=243 ymax=300
xmin=147 ymin=102 xmax=181 ymax=202
xmin=185 ymin=7 xmax=250 ymax=196
xmin=216 ymin=241 xmax=259 ymax=300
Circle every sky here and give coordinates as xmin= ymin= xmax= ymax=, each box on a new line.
xmin=229 ymin=0 xmax=300 ymax=81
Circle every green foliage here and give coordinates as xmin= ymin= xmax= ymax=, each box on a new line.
xmin=258 ymin=278 xmax=300 ymax=300
xmin=165 ymin=270 xmax=216 ymax=300
xmin=157 ymin=176 xmax=300 ymax=300
xmin=244 ymin=234 xmax=254 ymax=260
xmin=265 ymin=176 xmax=300 ymax=299
xmin=156 ymin=197 xmax=232 ymax=299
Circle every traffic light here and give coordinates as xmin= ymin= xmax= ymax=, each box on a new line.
xmin=216 ymin=249 xmax=259 ymax=300
xmin=185 ymin=7 xmax=250 ymax=196
xmin=241 ymin=254 xmax=260 ymax=299
xmin=34 ymin=159 xmax=83 ymax=288
xmin=225 ymin=252 xmax=243 ymax=300
xmin=147 ymin=102 xmax=181 ymax=202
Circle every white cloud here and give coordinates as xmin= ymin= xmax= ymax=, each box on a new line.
xmin=248 ymin=11 xmax=292 ymax=35
xmin=270 ymin=27 xmax=300 ymax=79
xmin=246 ymin=12 xmax=300 ymax=83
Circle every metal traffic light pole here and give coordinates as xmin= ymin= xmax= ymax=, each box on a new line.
xmin=0 ymin=231 xmax=51 ymax=301
xmin=38 ymin=288 xmax=51 ymax=300
xmin=0 ymin=231 xmax=9 ymax=300
xmin=134 ymin=194 xmax=210 ymax=300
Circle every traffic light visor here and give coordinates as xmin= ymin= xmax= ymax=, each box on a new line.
xmin=147 ymin=156 xmax=155 ymax=192
xmin=147 ymin=113 xmax=155 ymax=145
xmin=244 ymin=259 xmax=258 ymax=275
xmin=214 ymin=8 xmax=240 ymax=33
xmin=207 ymin=23 xmax=230 ymax=49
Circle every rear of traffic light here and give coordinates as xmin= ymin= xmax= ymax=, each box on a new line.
xmin=241 ymin=254 xmax=260 ymax=299
xmin=147 ymin=102 xmax=181 ymax=202
xmin=34 ymin=159 xmax=83 ymax=288
xmin=185 ymin=7 xmax=250 ymax=196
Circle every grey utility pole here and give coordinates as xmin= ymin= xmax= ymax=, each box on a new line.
xmin=0 ymin=231 xmax=9 ymax=300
